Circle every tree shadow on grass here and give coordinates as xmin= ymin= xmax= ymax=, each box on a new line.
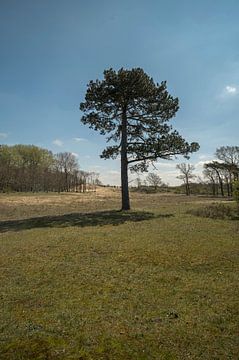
xmin=0 ymin=210 xmax=174 ymax=233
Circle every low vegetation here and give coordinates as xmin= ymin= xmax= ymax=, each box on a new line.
xmin=0 ymin=189 xmax=238 ymax=359
xmin=187 ymin=203 xmax=237 ymax=220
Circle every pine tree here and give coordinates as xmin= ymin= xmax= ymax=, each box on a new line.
xmin=80 ymin=68 xmax=199 ymax=210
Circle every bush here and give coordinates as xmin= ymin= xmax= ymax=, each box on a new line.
xmin=187 ymin=203 xmax=233 ymax=220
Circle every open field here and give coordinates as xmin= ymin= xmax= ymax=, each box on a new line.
xmin=0 ymin=189 xmax=238 ymax=359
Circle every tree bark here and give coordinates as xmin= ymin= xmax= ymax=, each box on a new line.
xmin=225 ymin=177 xmax=230 ymax=197
xmin=212 ymin=181 xmax=215 ymax=196
xmin=185 ymin=176 xmax=190 ymax=196
xmin=214 ymin=168 xmax=224 ymax=196
xmin=121 ymin=109 xmax=130 ymax=210
xmin=219 ymin=177 xmax=224 ymax=196
xmin=229 ymin=172 xmax=233 ymax=196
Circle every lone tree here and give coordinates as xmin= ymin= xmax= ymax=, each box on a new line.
xmin=80 ymin=68 xmax=199 ymax=210
xmin=176 ymin=163 xmax=196 ymax=196
xmin=146 ymin=172 xmax=163 ymax=190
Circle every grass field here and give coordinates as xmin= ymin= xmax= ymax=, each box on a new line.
xmin=0 ymin=189 xmax=238 ymax=359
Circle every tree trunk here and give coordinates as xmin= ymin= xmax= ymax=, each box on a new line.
xmin=185 ymin=176 xmax=190 ymax=196
xmin=215 ymin=169 xmax=224 ymax=196
xmin=121 ymin=109 xmax=130 ymax=210
xmin=229 ymin=172 xmax=233 ymax=197
xmin=219 ymin=177 xmax=224 ymax=196
xmin=225 ymin=177 xmax=230 ymax=197
xmin=212 ymin=181 xmax=215 ymax=196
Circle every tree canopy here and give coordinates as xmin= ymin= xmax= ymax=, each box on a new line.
xmin=146 ymin=172 xmax=163 ymax=189
xmin=0 ymin=145 xmax=98 ymax=193
xmin=215 ymin=146 xmax=239 ymax=166
xmin=203 ymin=147 xmax=239 ymax=197
xmin=80 ymin=68 xmax=200 ymax=209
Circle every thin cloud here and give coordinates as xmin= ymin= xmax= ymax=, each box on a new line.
xmin=100 ymin=169 xmax=121 ymax=185
xmin=73 ymin=137 xmax=87 ymax=142
xmin=155 ymin=162 xmax=176 ymax=169
xmin=198 ymin=154 xmax=211 ymax=161
xmin=52 ymin=139 xmax=63 ymax=146
xmin=0 ymin=132 xmax=8 ymax=138
xmin=107 ymin=170 xmax=120 ymax=175
xmin=92 ymin=165 xmax=103 ymax=169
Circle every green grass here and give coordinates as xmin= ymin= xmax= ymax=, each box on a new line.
xmin=0 ymin=190 xmax=238 ymax=359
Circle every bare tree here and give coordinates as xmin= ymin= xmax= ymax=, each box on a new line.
xmin=146 ymin=172 xmax=163 ymax=190
xmin=176 ymin=163 xmax=196 ymax=195
xmin=215 ymin=146 xmax=239 ymax=167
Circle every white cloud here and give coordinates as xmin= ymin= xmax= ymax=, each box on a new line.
xmin=194 ymin=160 xmax=209 ymax=168
xmin=155 ymin=161 xmax=176 ymax=169
xmin=99 ymin=169 xmax=121 ymax=185
xmin=73 ymin=137 xmax=87 ymax=142
xmin=52 ymin=139 xmax=63 ymax=146
xmin=91 ymin=165 xmax=103 ymax=169
xmin=218 ymin=85 xmax=238 ymax=99
xmin=225 ymin=85 xmax=237 ymax=94
xmin=0 ymin=132 xmax=8 ymax=138
xmin=71 ymin=152 xmax=79 ymax=157
xmin=198 ymin=154 xmax=211 ymax=161
xmin=108 ymin=170 xmax=120 ymax=175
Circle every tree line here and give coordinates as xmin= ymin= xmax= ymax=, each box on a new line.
xmin=0 ymin=144 xmax=99 ymax=193
xmin=176 ymin=146 xmax=239 ymax=196
xmin=203 ymin=146 xmax=239 ymax=197
xmin=133 ymin=146 xmax=239 ymax=197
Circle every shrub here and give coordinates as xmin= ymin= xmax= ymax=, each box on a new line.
xmin=187 ymin=203 xmax=233 ymax=220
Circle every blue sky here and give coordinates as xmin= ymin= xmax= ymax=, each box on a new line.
xmin=0 ymin=0 xmax=238 ymax=185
